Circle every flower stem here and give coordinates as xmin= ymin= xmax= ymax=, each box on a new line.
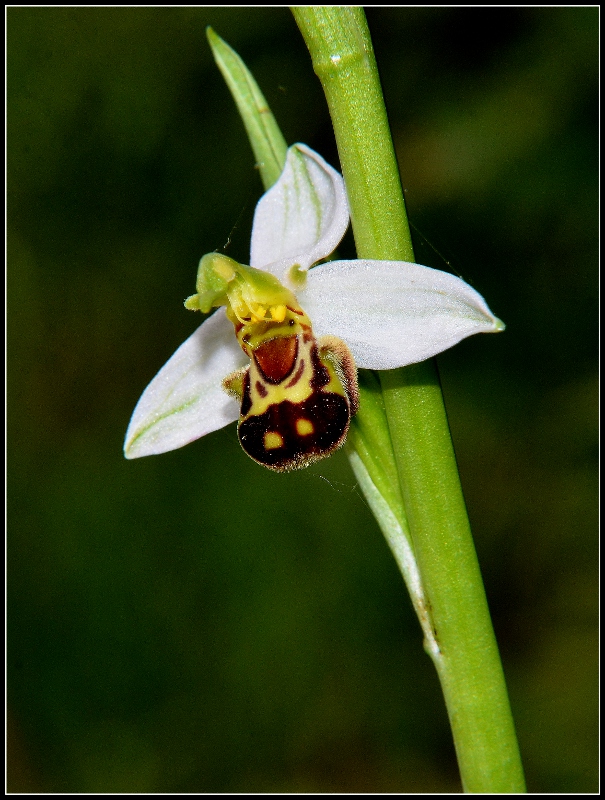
xmin=293 ymin=7 xmax=525 ymax=792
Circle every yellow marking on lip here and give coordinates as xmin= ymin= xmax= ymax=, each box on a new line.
xmin=264 ymin=431 xmax=284 ymax=450
xmin=296 ymin=418 xmax=314 ymax=436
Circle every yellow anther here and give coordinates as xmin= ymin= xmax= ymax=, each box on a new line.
xmin=248 ymin=305 xmax=267 ymax=324
xmin=270 ymin=305 xmax=287 ymax=322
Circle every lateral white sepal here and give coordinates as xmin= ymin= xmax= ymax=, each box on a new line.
xmin=124 ymin=311 xmax=244 ymax=459
xmin=299 ymin=259 xmax=504 ymax=370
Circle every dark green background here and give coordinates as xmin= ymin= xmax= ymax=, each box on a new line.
xmin=8 ymin=8 xmax=597 ymax=793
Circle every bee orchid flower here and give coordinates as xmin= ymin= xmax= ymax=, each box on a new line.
xmin=124 ymin=144 xmax=503 ymax=470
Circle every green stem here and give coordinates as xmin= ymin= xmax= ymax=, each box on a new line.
xmin=293 ymin=7 xmax=525 ymax=793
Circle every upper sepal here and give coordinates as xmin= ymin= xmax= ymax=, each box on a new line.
xmin=250 ymin=144 xmax=349 ymax=278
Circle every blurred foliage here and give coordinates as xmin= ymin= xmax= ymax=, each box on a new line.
xmin=7 ymin=7 xmax=597 ymax=793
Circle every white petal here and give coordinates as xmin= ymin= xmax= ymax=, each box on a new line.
xmin=299 ymin=260 xmax=504 ymax=370
xmin=250 ymin=143 xmax=349 ymax=277
xmin=124 ymin=310 xmax=246 ymax=458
